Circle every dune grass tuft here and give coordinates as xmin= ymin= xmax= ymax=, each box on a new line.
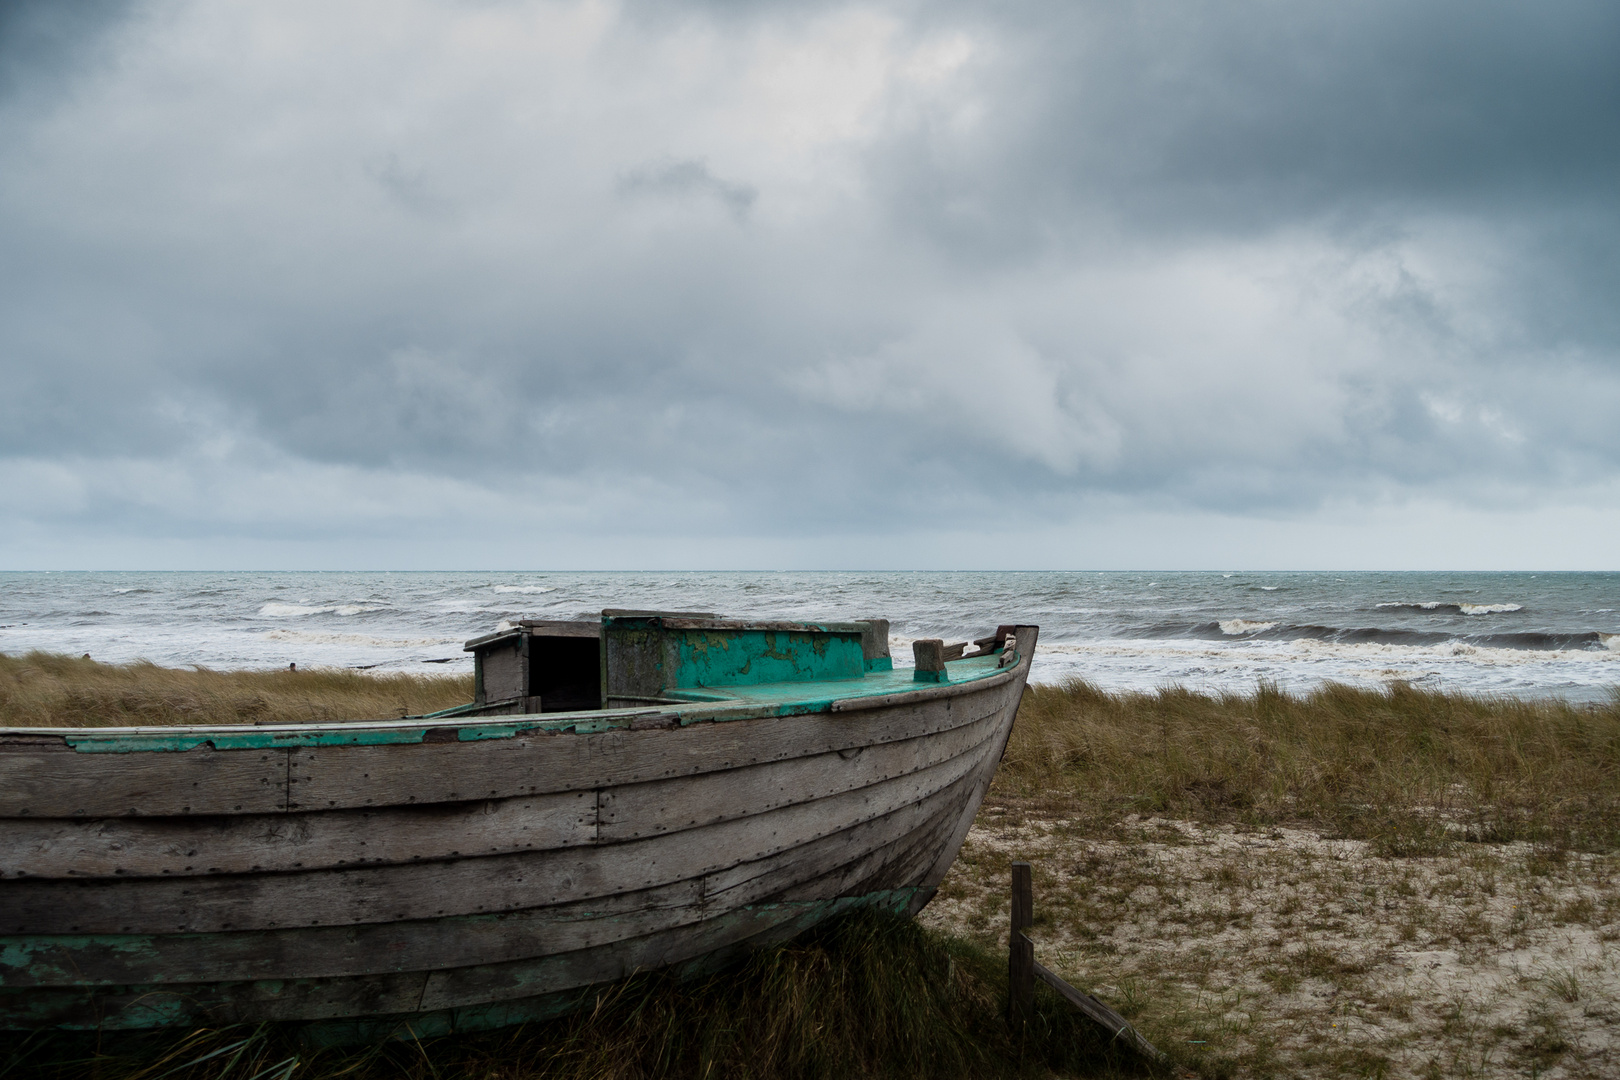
xmin=998 ymin=678 xmax=1620 ymax=853
xmin=3 ymin=911 xmax=1150 ymax=1080
xmin=0 ymin=652 xmax=473 ymax=728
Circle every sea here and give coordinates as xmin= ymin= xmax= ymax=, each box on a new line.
xmin=1 ymin=571 xmax=1617 ymax=702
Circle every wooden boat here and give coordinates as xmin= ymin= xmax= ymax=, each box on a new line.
xmin=0 ymin=611 xmax=1037 ymax=1042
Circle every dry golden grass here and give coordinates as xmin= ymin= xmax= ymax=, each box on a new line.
xmin=999 ymin=679 xmax=1620 ymax=853
xmin=0 ymin=652 xmax=474 ymax=728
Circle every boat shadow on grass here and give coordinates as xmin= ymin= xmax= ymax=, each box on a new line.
xmin=1 ymin=910 xmax=1166 ymax=1080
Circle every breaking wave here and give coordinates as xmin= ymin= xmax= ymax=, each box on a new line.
xmin=1376 ymin=601 xmax=1523 ymax=615
xmin=493 ymin=585 xmax=556 ymax=595
xmin=1156 ymin=620 xmax=1612 ymax=652
xmin=258 ymin=602 xmax=388 ymax=618
xmin=261 ymin=629 xmax=461 ymax=648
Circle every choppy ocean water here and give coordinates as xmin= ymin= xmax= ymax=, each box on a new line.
xmin=1 ymin=571 xmax=1617 ymax=702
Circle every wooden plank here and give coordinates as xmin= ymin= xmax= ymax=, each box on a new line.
xmin=597 ymin=703 xmax=1005 ymax=841
xmin=411 ymin=808 xmax=978 ymax=1014
xmin=1009 ymin=862 xmax=1034 ymax=1026
xmin=1033 ymin=961 xmax=1164 ymax=1062
xmin=0 ymin=878 xmax=705 ymax=987
xmin=0 ymin=890 xmax=898 ymax=1030
xmin=701 ymin=765 xmax=981 ymax=907
xmin=915 ymin=728 xmax=1010 ymax=889
xmin=0 ymin=790 xmax=596 ymax=879
xmin=410 ymin=793 xmax=989 ymax=1017
xmin=912 ymin=639 xmax=945 ymax=672
xmin=859 ymin=618 xmax=890 ymax=665
xmin=1011 ymin=861 xmax=1032 ymax=932
xmin=286 ymin=687 xmax=1011 ymax=812
xmin=0 ymin=677 xmax=1016 ymax=819
xmin=2 ymin=764 xmax=992 ymax=989
xmin=0 ymin=747 xmax=289 ymax=818
xmin=0 ymin=970 xmax=433 ymax=1030
xmin=417 ymin=885 xmax=841 ymax=1013
xmin=0 ymin=709 xmax=1005 ymax=880
xmin=827 ymin=664 xmax=1019 ymax=713
xmin=516 ymin=621 xmax=599 ymax=638
xmin=770 ymin=786 xmax=975 ymax=905
xmin=656 ymin=619 xmax=868 ymax=633
xmin=477 ymin=634 xmax=527 ymax=704
xmin=2 ymin=739 xmax=996 ymax=935
xmin=407 ymin=805 xmax=979 ymax=1017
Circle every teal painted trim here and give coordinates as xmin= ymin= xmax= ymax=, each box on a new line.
xmin=419 ymin=702 xmax=488 ymax=719
xmin=913 ymin=669 xmax=949 ymax=683
xmin=864 ymin=656 xmax=894 ymax=673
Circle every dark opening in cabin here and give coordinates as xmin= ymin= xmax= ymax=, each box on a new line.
xmin=464 ymin=620 xmax=601 ymax=714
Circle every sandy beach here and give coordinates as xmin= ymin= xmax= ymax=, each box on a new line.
xmin=925 ymin=799 xmax=1619 ymax=1078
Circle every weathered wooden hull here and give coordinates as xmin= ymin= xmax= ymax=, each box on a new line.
xmin=0 ymin=625 xmax=1037 ymax=1040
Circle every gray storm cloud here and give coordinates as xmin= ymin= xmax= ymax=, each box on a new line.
xmin=1 ymin=0 xmax=1617 ymax=568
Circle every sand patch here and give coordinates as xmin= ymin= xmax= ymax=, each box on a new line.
xmin=922 ymin=807 xmax=1620 ymax=1078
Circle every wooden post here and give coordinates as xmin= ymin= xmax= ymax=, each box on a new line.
xmin=1009 ymin=860 xmax=1034 ymax=1027
xmin=1006 ymin=858 xmax=1170 ymax=1065
xmin=912 ymin=639 xmax=947 ymax=683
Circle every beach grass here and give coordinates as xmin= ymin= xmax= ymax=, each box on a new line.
xmin=1000 ymin=678 xmax=1620 ymax=854
xmin=0 ymin=652 xmax=473 ymax=727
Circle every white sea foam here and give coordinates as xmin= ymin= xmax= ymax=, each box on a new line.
xmin=258 ymin=602 xmax=386 ymax=618
xmin=1260 ymin=586 xmax=1279 ymax=591
xmin=1375 ymin=600 xmax=1521 ymax=614
xmin=492 ymin=585 xmax=556 ymax=595
xmin=1601 ymin=633 xmax=1620 ymax=651
xmin=262 ymin=629 xmax=461 ymax=648
xmin=259 ymin=602 xmax=331 ymax=617
xmin=1030 ymin=636 xmax=1618 ymax=702
xmin=1219 ymin=619 xmax=1278 ymax=635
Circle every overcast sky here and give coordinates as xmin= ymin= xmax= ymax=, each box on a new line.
xmin=2 ymin=0 xmax=1617 ymax=570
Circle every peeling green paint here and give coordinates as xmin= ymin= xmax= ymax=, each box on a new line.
xmin=671 ymin=628 xmax=866 ymax=689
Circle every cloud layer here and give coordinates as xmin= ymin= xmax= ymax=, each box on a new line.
xmin=3 ymin=0 xmax=1618 ymax=568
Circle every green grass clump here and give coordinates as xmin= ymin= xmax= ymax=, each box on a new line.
xmin=998 ymin=679 xmax=1620 ymax=853
xmin=0 ymin=652 xmax=474 ymax=728
xmin=2 ymin=912 xmax=1152 ymax=1080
